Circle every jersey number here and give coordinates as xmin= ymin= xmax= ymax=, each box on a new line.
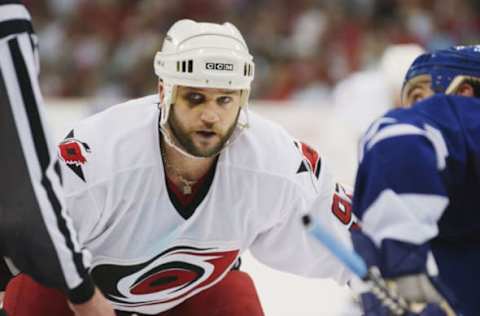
xmin=331 ymin=194 xmax=352 ymax=225
xmin=331 ymin=184 xmax=353 ymax=226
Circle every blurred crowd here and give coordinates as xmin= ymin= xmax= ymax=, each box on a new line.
xmin=26 ymin=0 xmax=480 ymax=105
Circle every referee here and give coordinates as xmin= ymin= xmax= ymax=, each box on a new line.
xmin=0 ymin=1 xmax=114 ymax=315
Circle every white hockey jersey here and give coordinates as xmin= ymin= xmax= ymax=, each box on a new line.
xmin=58 ymin=95 xmax=355 ymax=314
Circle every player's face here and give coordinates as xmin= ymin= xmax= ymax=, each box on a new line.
xmin=168 ymin=86 xmax=242 ymax=157
xmin=401 ymin=74 xmax=434 ymax=107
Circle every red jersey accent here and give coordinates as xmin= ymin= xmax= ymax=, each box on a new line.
xmin=165 ymin=170 xmax=212 ymax=207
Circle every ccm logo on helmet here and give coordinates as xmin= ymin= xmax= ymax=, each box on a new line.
xmin=205 ymin=62 xmax=234 ymax=71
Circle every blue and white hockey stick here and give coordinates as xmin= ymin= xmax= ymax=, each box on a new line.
xmin=302 ymin=214 xmax=412 ymax=316
xmin=302 ymin=214 xmax=459 ymax=316
xmin=303 ymin=214 xmax=368 ymax=278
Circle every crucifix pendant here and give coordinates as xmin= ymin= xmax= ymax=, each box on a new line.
xmin=183 ymin=184 xmax=192 ymax=195
xmin=178 ymin=177 xmax=196 ymax=195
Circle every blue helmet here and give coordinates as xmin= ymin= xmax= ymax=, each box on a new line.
xmin=402 ymin=45 xmax=480 ymax=95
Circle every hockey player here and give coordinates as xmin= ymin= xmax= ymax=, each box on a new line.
xmin=0 ymin=1 xmax=114 ymax=315
xmin=351 ymin=45 xmax=480 ymax=316
xmin=3 ymin=19 xmax=357 ymax=315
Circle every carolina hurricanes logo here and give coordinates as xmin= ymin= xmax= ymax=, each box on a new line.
xmin=91 ymin=245 xmax=239 ymax=314
xmin=294 ymin=141 xmax=321 ymax=179
xmin=59 ymin=139 xmax=89 ymax=165
xmin=58 ymin=130 xmax=90 ymax=182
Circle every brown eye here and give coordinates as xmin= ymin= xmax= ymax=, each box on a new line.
xmin=185 ymin=92 xmax=205 ymax=105
xmin=217 ymin=96 xmax=232 ymax=105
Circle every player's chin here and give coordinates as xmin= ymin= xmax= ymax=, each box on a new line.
xmin=189 ymin=146 xmax=220 ymax=157
xmin=192 ymin=137 xmax=224 ymax=157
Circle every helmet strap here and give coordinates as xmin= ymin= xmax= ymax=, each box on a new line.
xmin=158 ymin=97 xmax=249 ymax=159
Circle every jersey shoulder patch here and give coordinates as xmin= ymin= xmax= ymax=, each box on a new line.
xmin=294 ymin=140 xmax=321 ymax=179
xmin=58 ymin=130 xmax=91 ymax=182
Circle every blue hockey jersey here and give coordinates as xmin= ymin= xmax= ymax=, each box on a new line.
xmin=352 ymin=94 xmax=480 ymax=315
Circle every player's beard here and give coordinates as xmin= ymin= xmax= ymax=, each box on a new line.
xmin=168 ymin=109 xmax=240 ymax=158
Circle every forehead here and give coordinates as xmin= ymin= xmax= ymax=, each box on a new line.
xmin=177 ymin=86 xmax=241 ymax=95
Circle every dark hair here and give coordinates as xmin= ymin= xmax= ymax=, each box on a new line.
xmin=465 ymin=78 xmax=480 ymax=98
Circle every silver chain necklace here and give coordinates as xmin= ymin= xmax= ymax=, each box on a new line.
xmin=161 ymin=143 xmax=197 ymax=195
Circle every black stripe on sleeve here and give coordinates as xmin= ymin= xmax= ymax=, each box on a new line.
xmin=8 ymin=38 xmax=88 ymax=283
xmin=8 ymin=39 xmax=49 ymax=169
xmin=0 ymin=0 xmax=22 ymax=5
xmin=0 ymin=19 xmax=33 ymax=40
xmin=54 ymin=160 xmax=63 ymax=184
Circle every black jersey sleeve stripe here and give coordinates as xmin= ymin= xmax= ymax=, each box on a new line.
xmin=0 ymin=0 xmax=22 ymax=5
xmin=8 ymin=39 xmax=49 ymax=169
xmin=54 ymin=159 xmax=63 ymax=184
xmin=7 ymin=37 xmax=91 ymax=292
xmin=0 ymin=20 xmax=33 ymax=40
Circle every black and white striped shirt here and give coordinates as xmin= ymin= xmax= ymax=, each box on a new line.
xmin=0 ymin=0 xmax=94 ymax=303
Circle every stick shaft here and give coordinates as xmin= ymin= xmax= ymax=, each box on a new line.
xmin=303 ymin=215 xmax=368 ymax=278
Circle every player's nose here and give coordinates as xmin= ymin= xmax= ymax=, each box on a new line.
xmin=199 ymin=105 xmax=220 ymax=124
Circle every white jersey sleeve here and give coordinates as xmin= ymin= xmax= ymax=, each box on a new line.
xmin=62 ymin=183 xmax=106 ymax=245
xmin=248 ymin=142 xmax=354 ymax=285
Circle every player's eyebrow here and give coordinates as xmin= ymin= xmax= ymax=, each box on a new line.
xmin=218 ymin=90 xmax=238 ymax=95
xmin=405 ymin=79 xmax=431 ymax=97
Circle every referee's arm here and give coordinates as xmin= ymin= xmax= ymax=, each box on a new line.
xmin=0 ymin=0 xmax=101 ymax=306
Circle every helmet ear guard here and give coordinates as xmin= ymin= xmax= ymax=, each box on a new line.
xmin=154 ymin=19 xmax=254 ymax=158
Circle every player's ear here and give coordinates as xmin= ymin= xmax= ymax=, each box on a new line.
xmin=456 ymin=82 xmax=475 ymax=97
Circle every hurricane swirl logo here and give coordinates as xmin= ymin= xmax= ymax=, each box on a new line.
xmin=58 ymin=136 xmax=91 ymax=181
xmin=91 ymin=245 xmax=239 ymax=314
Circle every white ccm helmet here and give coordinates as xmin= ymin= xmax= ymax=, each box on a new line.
xmin=154 ymin=19 xmax=255 ymax=157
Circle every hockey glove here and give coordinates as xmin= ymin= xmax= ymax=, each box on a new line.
xmin=351 ymin=230 xmax=459 ymax=316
